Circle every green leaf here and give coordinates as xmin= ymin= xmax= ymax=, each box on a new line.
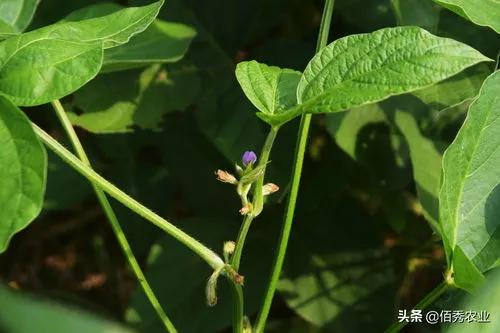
xmin=444 ymin=268 xmax=500 ymax=333
xmin=258 ymin=26 xmax=491 ymax=126
xmin=439 ymin=71 xmax=500 ymax=288
xmin=0 ymin=95 xmax=46 ymax=253
xmin=69 ymin=62 xmax=201 ymax=133
xmin=326 ymin=103 xmax=413 ymax=192
xmin=433 ymin=0 xmax=500 ymax=34
xmin=0 ymin=39 xmax=103 ymax=107
xmin=394 ymin=109 xmax=442 ymax=230
xmin=0 ymin=0 xmax=164 ymax=106
xmin=326 ymin=104 xmax=388 ymax=159
xmin=64 ymin=2 xmax=196 ymax=72
xmin=0 ymin=0 xmax=39 ymax=38
xmin=413 ymin=65 xmax=491 ymax=112
xmin=103 ymin=20 xmax=196 ymax=72
xmin=279 ymin=249 xmax=394 ymax=332
xmin=235 ymin=60 xmax=301 ymax=125
xmin=452 ymin=246 xmax=485 ymax=294
xmin=0 ymin=284 xmax=136 ymax=333
xmin=59 ymin=0 xmax=164 ymax=49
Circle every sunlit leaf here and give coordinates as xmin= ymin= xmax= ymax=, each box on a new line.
xmin=0 ymin=0 xmax=163 ymax=106
xmin=258 ymin=26 xmax=491 ymax=126
xmin=235 ymin=60 xmax=301 ymax=125
xmin=64 ymin=2 xmax=196 ymax=72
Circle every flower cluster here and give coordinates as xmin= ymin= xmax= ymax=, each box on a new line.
xmin=215 ymin=151 xmax=279 ymax=215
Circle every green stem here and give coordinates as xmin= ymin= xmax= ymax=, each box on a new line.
xmin=231 ymin=214 xmax=254 ymax=272
xmin=252 ymin=126 xmax=280 ymax=217
xmin=384 ymin=281 xmax=450 ymax=333
xmin=229 ymin=126 xmax=279 ymax=333
xmin=32 ymin=122 xmax=225 ymax=271
xmin=51 ymin=100 xmax=177 ymax=333
xmin=230 ymin=283 xmax=244 ymax=333
xmin=252 ymin=1 xmax=335 ymax=332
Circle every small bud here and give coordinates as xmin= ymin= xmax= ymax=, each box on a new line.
xmin=224 ymin=241 xmax=236 ymax=255
xmin=262 ymin=183 xmax=280 ymax=196
xmin=215 ymin=170 xmax=237 ymax=184
xmin=235 ymin=164 xmax=244 ymax=175
xmin=233 ymin=273 xmax=245 ymax=285
xmin=239 ymin=203 xmax=253 ymax=215
xmin=243 ymin=317 xmax=252 ymax=333
xmin=242 ymin=151 xmax=257 ymax=166
xmin=225 ymin=265 xmax=245 ymax=285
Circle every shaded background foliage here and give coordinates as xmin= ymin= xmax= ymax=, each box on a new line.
xmin=0 ymin=0 xmax=498 ymax=332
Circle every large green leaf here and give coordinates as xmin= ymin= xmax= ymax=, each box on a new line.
xmin=0 ymin=0 xmax=38 ymax=39
xmin=439 ymin=71 xmax=500 ymax=289
xmin=434 ymin=0 xmax=500 ymax=34
xmin=258 ymin=26 xmax=491 ymax=126
xmin=0 ymin=284 xmax=136 ymax=333
xmin=0 ymin=96 xmax=46 ymax=253
xmin=64 ymin=2 xmax=196 ymax=72
xmin=0 ymin=0 xmax=163 ymax=106
xmin=235 ymin=60 xmax=301 ymax=125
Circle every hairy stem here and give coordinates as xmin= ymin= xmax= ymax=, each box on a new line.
xmin=32 ymin=122 xmax=225 ymax=271
xmin=51 ymin=100 xmax=177 ymax=332
xmin=384 ymin=281 xmax=450 ymax=333
xmin=252 ymin=1 xmax=335 ymax=331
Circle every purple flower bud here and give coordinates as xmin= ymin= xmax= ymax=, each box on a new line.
xmin=242 ymin=151 xmax=257 ymax=166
